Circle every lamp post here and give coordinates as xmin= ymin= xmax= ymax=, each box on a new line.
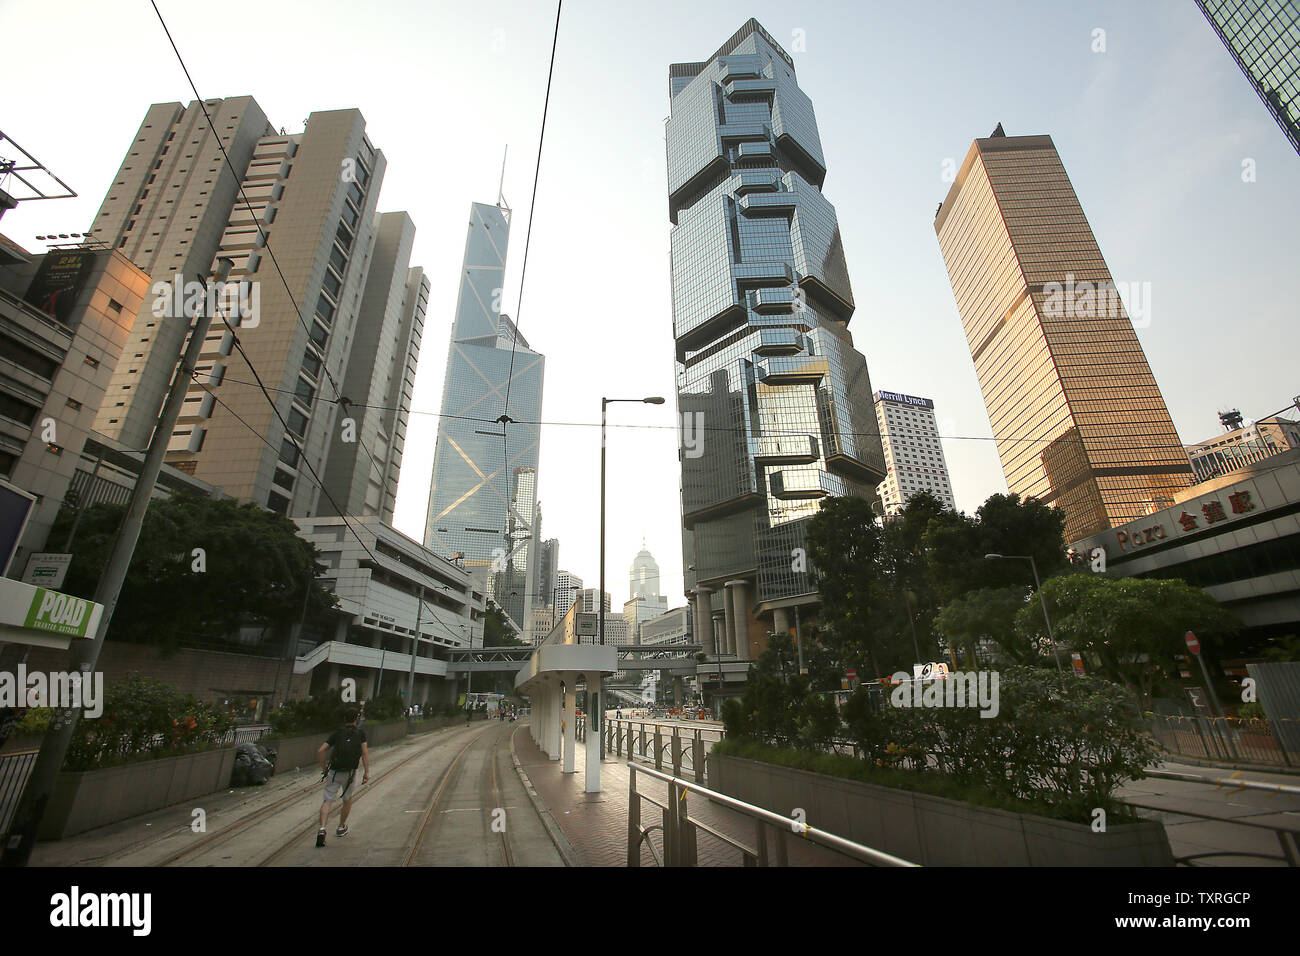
xmin=985 ymin=553 xmax=1064 ymax=674
xmin=597 ymin=396 xmax=664 ymax=778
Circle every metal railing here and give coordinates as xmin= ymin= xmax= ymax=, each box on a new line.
xmin=1124 ymin=768 xmax=1300 ymax=866
xmin=1145 ymin=714 xmax=1298 ymax=768
xmin=0 ymin=750 xmax=38 ymax=835
xmin=627 ymin=762 xmax=918 ymax=867
xmin=606 ymin=719 xmax=724 ymax=783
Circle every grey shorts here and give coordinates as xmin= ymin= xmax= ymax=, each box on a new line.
xmin=323 ymin=768 xmax=359 ymax=802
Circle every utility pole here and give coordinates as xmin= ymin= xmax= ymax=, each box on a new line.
xmin=2 ymin=259 xmax=234 ymax=867
xmin=406 ymin=585 xmax=424 ymax=709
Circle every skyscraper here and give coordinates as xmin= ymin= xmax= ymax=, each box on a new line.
xmin=629 ymin=543 xmax=661 ymax=599
xmin=874 ymin=391 xmax=955 ymax=516
xmin=934 ymin=126 xmax=1192 ymax=543
xmin=89 ymin=100 xmax=415 ymax=519
xmin=424 ymin=202 xmax=544 ymax=632
xmin=1195 ymin=0 xmax=1300 ymax=155
xmin=666 ymin=19 xmax=886 ymax=660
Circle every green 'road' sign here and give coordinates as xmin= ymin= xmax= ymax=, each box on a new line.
xmin=24 ymin=587 xmax=94 ymax=637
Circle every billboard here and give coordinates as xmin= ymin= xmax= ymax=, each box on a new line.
xmin=24 ymin=250 xmax=98 ymax=328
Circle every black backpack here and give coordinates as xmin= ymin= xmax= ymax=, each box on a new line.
xmin=329 ymin=726 xmax=363 ymax=772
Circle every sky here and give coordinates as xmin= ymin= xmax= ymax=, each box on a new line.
xmin=1 ymin=0 xmax=1297 ymax=611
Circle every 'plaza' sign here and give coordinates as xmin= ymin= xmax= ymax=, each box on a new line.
xmin=1114 ymin=489 xmax=1257 ymax=553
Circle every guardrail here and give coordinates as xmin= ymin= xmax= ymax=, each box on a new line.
xmin=1124 ymin=768 xmax=1300 ymax=866
xmin=1144 ymin=714 xmax=1298 ymax=768
xmin=627 ymin=762 xmax=918 ymax=867
xmin=606 ymin=719 xmax=724 ymax=783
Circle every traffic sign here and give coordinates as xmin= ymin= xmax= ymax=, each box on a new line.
xmin=1070 ymin=652 xmax=1085 ymax=676
xmin=1184 ymin=631 xmax=1201 ymax=656
xmin=845 ymin=668 xmax=857 ymax=679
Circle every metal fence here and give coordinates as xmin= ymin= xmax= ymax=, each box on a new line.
xmin=627 ymin=762 xmax=918 ymax=867
xmin=0 ymin=750 xmax=38 ymax=836
xmin=1145 ymin=715 xmax=1298 ymax=768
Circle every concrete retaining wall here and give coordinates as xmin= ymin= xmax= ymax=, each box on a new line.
xmin=264 ymin=720 xmax=411 ymax=773
xmin=41 ymin=747 xmax=237 ymax=840
xmin=707 ymin=753 xmax=1174 ymax=867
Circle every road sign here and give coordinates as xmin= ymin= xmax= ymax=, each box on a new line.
xmin=845 ymin=668 xmax=857 ymax=679
xmin=1185 ymin=631 xmax=1201 ymax=655
xmin=21 ymin=552 xmax=72 ymax=590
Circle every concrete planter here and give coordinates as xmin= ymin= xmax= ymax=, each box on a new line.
xmin=707 ymin=753 xmax=1174 ymax=867
xmin=265 ymin=720 xmax=410 ymax=773
xmin=41 ymin=747 xmax=237 ymax=840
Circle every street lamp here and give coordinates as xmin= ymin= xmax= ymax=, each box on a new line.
xmin=985 ymin=553 xmax=1064 ymax=674
xmin=599 ymin=396 xmax=664 ymax=769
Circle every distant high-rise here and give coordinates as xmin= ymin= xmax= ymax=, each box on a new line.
xmin=629 ymin=544 xmax=660 ymax=599
xmin=1195 ymin=0 xmax=1300 ymax=155
xmin=554 ymin=570 xmax=582 ymax=618
xmin=88 ymin=99 xmax=419 ymax=519
xmin=873 ymin=391 xmax=955 ymax=516
xmin=424 ymin=202 xmax=545 ymax=632
xmin=667 ymin=19 xmax=886 ymax=660
xmin=934 ymin=127 xmax=1192 ymax=542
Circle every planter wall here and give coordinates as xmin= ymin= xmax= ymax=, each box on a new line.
xmin=41 ymin=747 xmax=237 ymax=840
xmin=265 ymin=720 xmax=411 ymax=773
xmin=707 ymin=753 xmax=1174 ymax=867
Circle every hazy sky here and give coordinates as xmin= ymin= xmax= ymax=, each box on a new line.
xmin=2 ymin=1 xmax=1297 ymax=609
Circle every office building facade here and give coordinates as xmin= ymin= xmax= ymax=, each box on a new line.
xmin=0 ymin=238 xmax=151 ymax=567
xmin=423 ymin=202 xmax=544 ymax=634
xmin=1186 ymin=410 xmax=1300 ymax=483
xmin=934 ymin=127 xmax=1192 ymax=543
xmin=874 ymin=391 xmax=955 ymax=515
xmin=667 ymin=19 xmax=886 ymax=660
xmin=1195 ymin=0 xmax=1300 ymax=155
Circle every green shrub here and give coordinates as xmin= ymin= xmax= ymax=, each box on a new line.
xmin=64 ymin=674 xmax=235 ymax=771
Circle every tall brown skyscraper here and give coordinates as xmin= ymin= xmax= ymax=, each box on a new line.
xmin=934 ymin=126 xmax=1192 ymax=543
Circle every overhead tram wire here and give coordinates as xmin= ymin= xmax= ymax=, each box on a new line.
xmin=486 ymin=0 xmax=562 ymax=611
xmin=201 ymin=374 xmax=1298 ymax=456
xmin=150 ymin=0 xmax=389 ymax=495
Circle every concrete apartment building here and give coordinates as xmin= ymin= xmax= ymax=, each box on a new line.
xmin=86 ymin=98 xmax=419 ymax=523
xmin=874 ymin=390 xmax=955 ymax=516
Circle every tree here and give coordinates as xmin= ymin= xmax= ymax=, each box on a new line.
xmin=50 ymin=493 xmax=335 ymax=648
xmin=934 ymin=585 xmax=1038 ymax=667
xmin=806 ymin=496 xmax=894 ymax=675
xmin=1017 ymin=575 xmax=1239 ymax=709
xmin=482 ymin=603 xmax=526 ymax=647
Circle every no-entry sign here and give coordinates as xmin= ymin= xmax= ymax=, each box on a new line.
xmin=1185 ymin=631 xmax=1201 ymax=655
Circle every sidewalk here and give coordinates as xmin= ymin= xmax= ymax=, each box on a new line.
xmin=513 ymin=726 xmax=862 ymax=867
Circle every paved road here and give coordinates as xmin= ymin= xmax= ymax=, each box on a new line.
xmin=30 ymin=720 xmax=566 ymax=867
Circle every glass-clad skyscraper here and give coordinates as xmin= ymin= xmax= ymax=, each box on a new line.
xmin=934 ymin=127 xmax=1192 ymax=543
xmin=1196 ymin=0 xmax=1300 ymax=155
xmin=424 ymin=202 xmax=544 ymax=633
xmin=666 ymin=19 xmax=886 ymax=661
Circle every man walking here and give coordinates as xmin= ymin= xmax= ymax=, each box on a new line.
xmin=316 ymin=705 xmax=370 ymax=847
